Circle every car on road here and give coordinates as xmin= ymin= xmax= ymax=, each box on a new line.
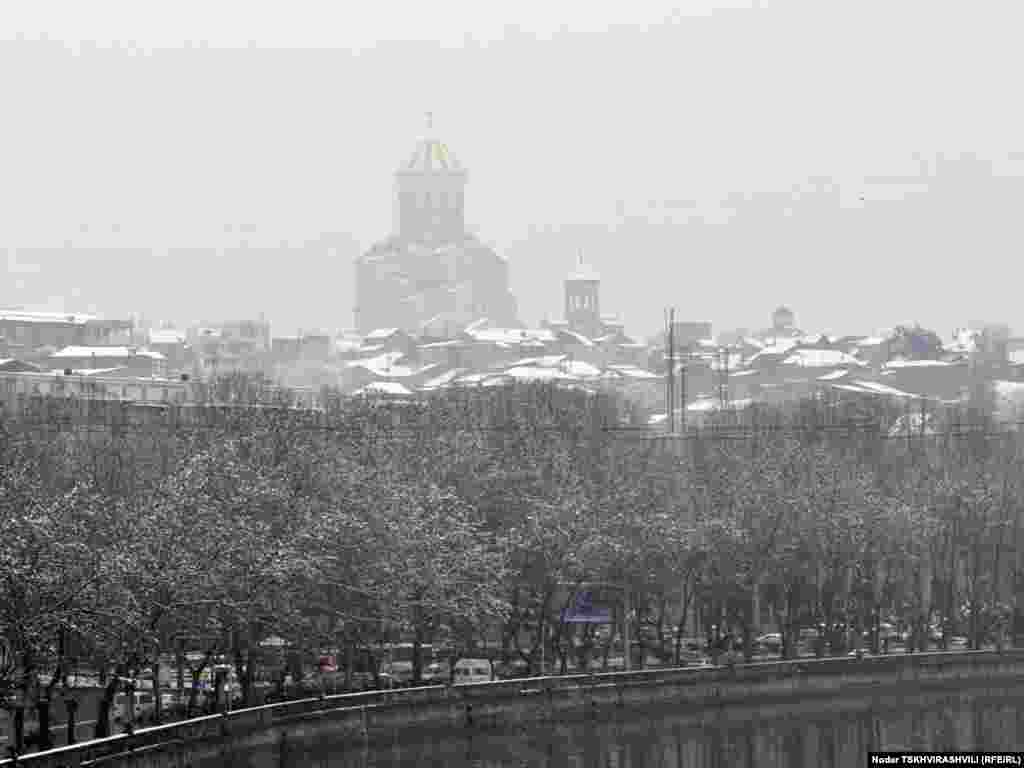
xmin=110 ymin=691 xmax=157 ymax=726
xmin=756 ymin=633 xmax=783 ymax=654
xmin=453 ymin=658 xmax=494 ymax=685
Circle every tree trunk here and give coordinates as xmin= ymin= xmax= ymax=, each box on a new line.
xmin=344 ymin=640 xmax=354 ymax=691
xmin=233 ymin=648 xmax=252 ymax=707
xmin=408 ymin=633 xmax=421 ymax=686
xmin=64 ymin=698 xmax=78 ymax=745
xmin=212 ymin=669 xmax=226 ymax=714
xmin=36 ymin=664 xmax=62 ymax=751
xmin=152 ymin=659 xmax=163 ymax=724
xmin=94 ymin=673 xmax=120 ymax=739
xmin=187 ymin=666 xmax=205 ymax=715
xmin=12 ymin=705 xmax=25 ymax=754
xmin=176 ymin=640 xmax=185 ymax=711
xmin=35 ymin=698 xmax=52 ymax=751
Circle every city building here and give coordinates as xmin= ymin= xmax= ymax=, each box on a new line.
xmin=552 ymin=252 xmax=626 ymax=343
xmin=189 ymin=319 xmax=271 ymax=378
xmin=47 ymin=345 xmax=167 ymax=378
xmin=0 ymin=310 xmax=132 ymax=360
xmin=147 ymin=328 xmax=190 ymax=373
xmin=353 ymin=117 xmax=519 ymax=335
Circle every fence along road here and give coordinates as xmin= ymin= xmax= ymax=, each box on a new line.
xmin=3 ymin=649 xmax=1024 ymax=767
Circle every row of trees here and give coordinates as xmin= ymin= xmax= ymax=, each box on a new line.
xmin=2 ymin=380 xmax=1023 ymax=751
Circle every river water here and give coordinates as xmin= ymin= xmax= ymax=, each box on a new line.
xmin=248 ymin=685 xmax=1024 ymax=768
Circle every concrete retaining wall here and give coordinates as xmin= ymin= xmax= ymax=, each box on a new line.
xmin=6 ymin=649 xmax=1024 ymax=767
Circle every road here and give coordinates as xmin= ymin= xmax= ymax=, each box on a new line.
xmin=0 ymin=720 xmax=98 ymax=744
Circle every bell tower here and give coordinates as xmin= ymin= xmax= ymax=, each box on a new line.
xmin=393 ymin=113 xmax=467 ymax=243
xmin=564 ymin=251 xmax=602 ymax=339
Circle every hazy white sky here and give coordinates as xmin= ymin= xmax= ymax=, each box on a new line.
xmin=1 ymin=0 xmax=1022 ymax=337
xmin=1 ymin=0 xmax=754 ymax=48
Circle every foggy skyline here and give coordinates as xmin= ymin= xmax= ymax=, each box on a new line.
xmin=2 ymin=0 xmax=1022 ymax=338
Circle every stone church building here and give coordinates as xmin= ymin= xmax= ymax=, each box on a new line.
xmin=353 ymin=120 xmax=520 ymax=335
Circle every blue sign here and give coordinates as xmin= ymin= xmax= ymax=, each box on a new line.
xmin=560 ymin=591 xmax=612 ymax=624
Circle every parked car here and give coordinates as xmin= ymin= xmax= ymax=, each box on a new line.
xmin=453 ymin=658 xmax=494 ymax=685
xmin=110 ymin=691 xmax=157 ymax=726
xmin=756 ymin=633 xmax=782 ymax=654
xmin=494 ymin=659 xmax=531 ymax=679
xmin=422 ymin=661 xmax=449 ymax=683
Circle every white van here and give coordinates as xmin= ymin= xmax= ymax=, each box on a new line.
xmin=111 ymin=691 xmax=156 ymax=725
xmin=452 ymin=658 xmax=493 ymax=685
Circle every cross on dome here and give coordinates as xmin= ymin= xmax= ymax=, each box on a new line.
xmin=567 ymin=249 xmax=600 ymax=282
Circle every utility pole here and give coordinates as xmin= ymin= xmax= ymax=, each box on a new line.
xmin=665 ymin=309 xmax=676 ymax=433
xmin=679 ymin=342 xmax=687 ymax=435
xmin=719 ymin=346 xmax=730 ymax=411
xmin=623 ymin=588 xmax=632 ymax=672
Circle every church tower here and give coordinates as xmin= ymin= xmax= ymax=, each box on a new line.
xmin=564 ymin=251 xmax=602 ymax=339
xmin=393 ymin=113 xmax=467 ymax=244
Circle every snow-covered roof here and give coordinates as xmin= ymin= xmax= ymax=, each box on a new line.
xmin=0 ymin=359 xmax=43 ymax=372
xmin=364 ymin=328 xmax=402 ymax=341
xmin=607 ymin=365 xmax=659 ymax=380
xmin=557 ymin=330 xmax=595 ymax=347
xmin=504 ymin=366 xmax=573 ymax=381
xmin=505 ymin=355 xmax=566 ymax=368
xmin=854 ymin=336 xmax=887 ymax=347
xmin=418 ymin=339 xmax=466 ymax=350
xmin=149 ymin=329 xmax=187 ymax=345
xmin=849 ymin=380 xmax=921 ymax=398
xmin=746 ymin=340 xmax=800 ymax=365
xmin=466 ymin=327 xmax=556 ymax=345
xmin=64 ymin=367 xmax=126 ymax=377
xmin=51 ymin=346 xmax=165 ymax=360
xmin=0 ymin=310 xmax=97 ymax=325
xmin=345 ymin=352 xmax=415 ymax=376
xmin=560 ymin=360 xmax=603 ymax=378
xmin=798 ymin=334 xmax=834 ymax=345
xmin=420 ymin=368 xmax=468 ymax=389
xmin=826 ymin=379 xmax=940 ymax=400
xmin=883 ymin=359 xmax=953 ymax=369
xmin=648 ymin=398 xmax=756 ymax=425
xmin=454 ymin=372 xmax=511 ymax=386
xmin=781 ymin=349 xmax=865 ymax=368
xmin=817 ymin=369 xmax=850 ymax=381
xmin=352 ymin=381 xmax=413 ymax=397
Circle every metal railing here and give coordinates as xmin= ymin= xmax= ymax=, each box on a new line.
xmin=3 ymin=648 xmax=1021 ymax=767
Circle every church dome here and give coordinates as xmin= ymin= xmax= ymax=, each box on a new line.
xmin=403 ymin=138 xmax=463 ymax=173
xmin=398 ymin=113 xmax=465 ymax=175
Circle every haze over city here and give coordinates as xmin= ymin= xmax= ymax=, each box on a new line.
xmin=1 ymin=0 xmax=1022 ymax=338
